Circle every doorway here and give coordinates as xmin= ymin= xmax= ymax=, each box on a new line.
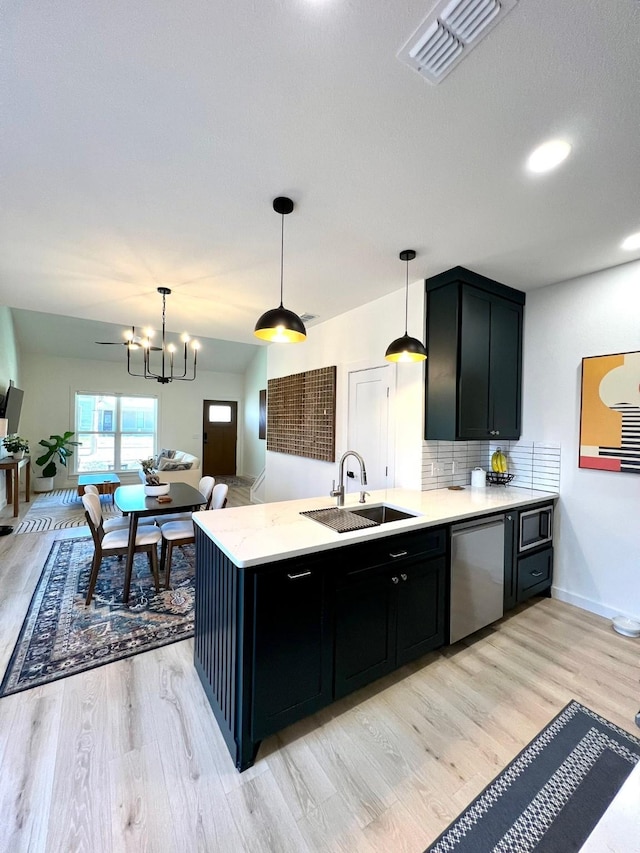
xmin=347 ymin=365 xmax=393 ymax=493
xmin=202 ymin=400 xmax=237 ymax=476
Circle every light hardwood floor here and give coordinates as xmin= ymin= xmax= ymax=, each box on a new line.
xmin=0 ymin=492 xmax=639 ymax=852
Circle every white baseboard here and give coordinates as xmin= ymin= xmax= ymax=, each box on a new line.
xmin=552 ymin=585 xmax=637 ymax=622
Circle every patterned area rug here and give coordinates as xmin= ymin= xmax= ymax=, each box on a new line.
xmin=0 ymin=537 xmax=195 ymax=697
xmin=14 ymin=488 xmax=121 ymax=534
xmin=425 ymin=700 xmax=640 ymax=852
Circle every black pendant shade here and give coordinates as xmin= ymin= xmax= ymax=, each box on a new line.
xmin=385 ymin=249 xmax=427 ymax=363
xmin=254 ymin=196 xmax=307 ymax=343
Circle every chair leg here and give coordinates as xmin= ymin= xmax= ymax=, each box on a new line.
xmin=148 ymin=547 xmax=160 ymax=593
xmin=85 ymin=551 xmax=102 ymax=605
xmin=165 ymin=541 xmax=175 ymax=590
xmin=160 ymin=537 xmax=167 ymax=575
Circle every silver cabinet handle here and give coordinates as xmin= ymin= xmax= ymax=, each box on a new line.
xmin=287 ymin=570 xmax=312 ymax=580
xmin=391 ymin=576 xmax=399 ymax=584
xmin=507 ymin=515 xmax=512 ymax=521
xmin=400 ymin=573 xmax=408 ymax=581
xmin=389 ymin=551 xmax=408 ymax=559
xmin=531 ymin=570 xmax=543 ymax=577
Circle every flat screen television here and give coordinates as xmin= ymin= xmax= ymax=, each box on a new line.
xmin=0 ymin=385 xmax=24 ymax=434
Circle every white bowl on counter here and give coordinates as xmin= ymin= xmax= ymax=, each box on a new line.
xmin=612 ymin=615 xmax=640 ymax=637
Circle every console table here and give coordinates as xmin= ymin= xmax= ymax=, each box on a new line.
xmin=0 ymin=457 xmax=31 ymax=517
xmin=77 ymin=472 xmax=121 ymax=503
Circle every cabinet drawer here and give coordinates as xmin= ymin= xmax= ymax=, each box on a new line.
xmin=517 ymin=547 xmax=553 ymax=599
xmin=339 ymin=528 xmax=446 ymax=581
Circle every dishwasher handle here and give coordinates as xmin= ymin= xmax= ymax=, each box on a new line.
xmin=451 ymin=514 xmax=505 ymax=536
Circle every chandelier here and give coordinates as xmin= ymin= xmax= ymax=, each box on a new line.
xmin=127 ymin=287 xmax=200 ymax=383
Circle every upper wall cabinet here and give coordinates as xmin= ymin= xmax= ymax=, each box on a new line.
xmin=425 ymin=267 xmax=525 ymax=441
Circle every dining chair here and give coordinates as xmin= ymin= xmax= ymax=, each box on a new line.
xmin=210 ymin=482 xmax=228 ymax=509
xmin=158 ymin=520 xmax=194 ymax=589
xmin=155 ymin=475 xmax=215 ymax=526
xmin=82 ymin=492 xmax=162 ymax=605
xmin=82 ymin=484 xmax=132 ymax=532
xmin=159 ymin=482 xmax=228 ymax=588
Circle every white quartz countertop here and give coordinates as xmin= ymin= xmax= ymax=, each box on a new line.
xmin=193 ymin=485 xmax=558 ymax=569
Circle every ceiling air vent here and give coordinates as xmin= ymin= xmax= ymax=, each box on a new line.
xmin=398 ymin=0 xmax=519 ymax=85
xmin=299 ymin=313 xmax=318 ymax=323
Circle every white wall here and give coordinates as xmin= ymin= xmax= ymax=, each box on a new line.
xmin=523 ymin=259 xmax=640 ymax=621
xmin=265 ymin=282 xmax=425 ymax=502
xmin=241 ymin=346 xmax=267 ymax=479
xmin=0 ymin=307 xmax=22 ymax=509
xmin=19 ymin=353 xmax=245 ymax=488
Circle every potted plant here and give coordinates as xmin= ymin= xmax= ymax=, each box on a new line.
xmin=139 ymin=457 xmax=170 ymax=496
xmin=2 ymin=434 xmax=29 ymax=460
xmin=34 ymin=431 xmax=80 ymax=493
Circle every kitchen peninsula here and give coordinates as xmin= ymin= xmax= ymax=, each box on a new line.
xmin=193 ymin=486 xmax=557 ymax=770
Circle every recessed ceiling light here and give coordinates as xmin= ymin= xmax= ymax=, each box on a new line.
xmin=621 ymin=231 xmax=640 ymax=251
xmin=526 ymin=139 xmax=572 ymax=174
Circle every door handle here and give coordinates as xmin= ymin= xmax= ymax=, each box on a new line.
xmin=389 ymin=550 xmax=408 ymax=559
xmin=400 ymin=573 xmax=408 ymax=581
xmin=287 ymin=570 xmax=312 ymax=580
xmin=391 ymin=576 xmax=399 ymax=584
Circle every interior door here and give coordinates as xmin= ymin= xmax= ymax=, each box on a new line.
xmin=202 ymin=400 xmax=237 ymax=476
xmin=347 ymin=365 xmax=391 ymax=493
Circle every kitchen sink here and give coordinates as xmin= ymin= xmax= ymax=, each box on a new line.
xmin=300 ymin=504 xmax=418 ymax=533
xmin=349 ymin=504 xmax=418 ymax=524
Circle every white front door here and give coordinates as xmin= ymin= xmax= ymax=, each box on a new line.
xmin=347 ymin=365 xmax=393 ymax=494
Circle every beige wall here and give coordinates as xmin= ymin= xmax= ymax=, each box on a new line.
xmin=19 ymin=352 xmax=246 ymax=488
xmin=241 ymin=346 xmax=267 ymax=479
xmin=0 ymin=307 xmax=22 ymax=510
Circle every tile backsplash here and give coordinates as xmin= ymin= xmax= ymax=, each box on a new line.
xmin=422 ymin=440 xmax=561 ymax=493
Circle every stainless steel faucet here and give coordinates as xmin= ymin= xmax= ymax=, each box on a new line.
xmin=330 ymin=450 xmax=368 ymax=507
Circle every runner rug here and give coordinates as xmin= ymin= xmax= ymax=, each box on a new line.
xmin=14 ymin=488 xmax=120 ymax=534
xmin=425 ymin=700 xmax=640 ymax=853
xmin=0 ymin=536 xmax=195 ymax=697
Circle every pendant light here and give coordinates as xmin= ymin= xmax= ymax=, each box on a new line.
xmin=254 ymin=196 xmax=306 ymax=343
xmin=385 ymin=249 xmax=427 ymax=363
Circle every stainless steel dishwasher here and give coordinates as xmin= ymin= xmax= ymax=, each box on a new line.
xmin=450 ymin=514 xmax=505 ymax=643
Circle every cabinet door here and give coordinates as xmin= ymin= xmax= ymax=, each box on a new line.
xmin=252 ymin=563 xmax=331 ymax=740
xmin=458 ymin=287 xmax=492 ymax=438
xmin=517 ymin=547 xmax=553 ymax=601
xmin=396 ymin=556 xmax=446 ymax=666
xmin=334 ymin=565 xmax=396 ymax=699
xmin=489 ymin=296 xmax=523 ymax=439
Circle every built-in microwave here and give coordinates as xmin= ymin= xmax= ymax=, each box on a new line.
xmin=519 ymin=505 xmax=553 ymax=553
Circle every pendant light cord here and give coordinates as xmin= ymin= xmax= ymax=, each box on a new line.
xmin=279 ymin=212 xmax=285 ymax=308
xmin=404 ymin=257 xmax=409 ymax=334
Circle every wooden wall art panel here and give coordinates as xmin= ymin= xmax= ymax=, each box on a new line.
xmin=267 ymin=366 xmax=336 ymax=461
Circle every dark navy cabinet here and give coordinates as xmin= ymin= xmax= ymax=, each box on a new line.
xmin=503 ymin=505 xmax=554 ymax=612
xmin=194 ymin=525 xmax=447 ymax=772
xmin=251 ymin=559 xmax=332 ymax=740
xmin=425 ymin=267 xmax=525 ymax=441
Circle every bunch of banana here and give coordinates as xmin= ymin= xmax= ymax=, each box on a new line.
xmin=491 ymin=447 xmax=508 ymax=474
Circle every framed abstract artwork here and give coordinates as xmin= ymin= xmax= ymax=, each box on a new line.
xmin=579 ymin=351 xmax=640 ymax=474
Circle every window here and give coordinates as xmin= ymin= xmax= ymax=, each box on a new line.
xmin=208 ymin=404 xmax=232 ymax=423
xmin=75 ymin=393 xmax=158 ymax=473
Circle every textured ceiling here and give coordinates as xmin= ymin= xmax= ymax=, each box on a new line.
xmin=1 ymin=0 xmax=639 ymax=353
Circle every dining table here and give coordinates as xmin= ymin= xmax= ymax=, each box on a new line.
xmin=114 ymin=481 xmax=207 ymax=604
